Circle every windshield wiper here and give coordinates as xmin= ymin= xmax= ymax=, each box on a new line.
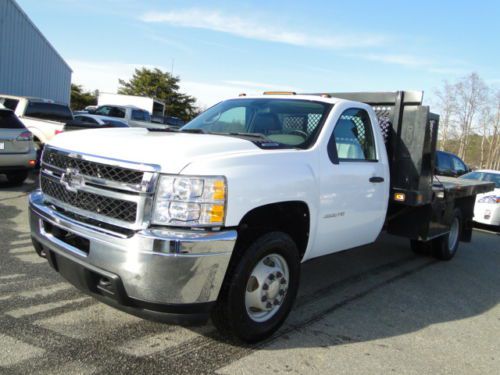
xmin=223 ymin=132 xmax=270 ymax=140
xmin=147 ymin=126 xmax=179 ymax=132
xmin=180 ymin=128 xmax=206 ymax=134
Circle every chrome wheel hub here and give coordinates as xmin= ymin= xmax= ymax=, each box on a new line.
xmin=245 ymin=253 xmax=289 ymax=323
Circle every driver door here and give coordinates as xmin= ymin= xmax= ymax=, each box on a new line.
xmin=313 ymin=107 xmax=389 ymax=257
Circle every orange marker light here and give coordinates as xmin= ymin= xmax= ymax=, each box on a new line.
xmin=394 ymin=193 xmax=406 ymax=202
xmin=263 ymin=91 xmax=296 ymax=95
xmin=212 ymin=180 xmax=226 ymax=200
xmin=209 ymin=205 xmax=225 ymax=223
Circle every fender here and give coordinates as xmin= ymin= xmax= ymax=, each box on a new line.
xmin=181 ymin=148 xmax=320 ymax=259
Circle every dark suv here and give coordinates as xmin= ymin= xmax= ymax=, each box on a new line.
xmin=435 ymin=150 xmax=471 ymax=177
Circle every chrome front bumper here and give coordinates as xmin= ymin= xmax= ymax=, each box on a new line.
xmin=29 ymin=190 xmax=237 ymax=317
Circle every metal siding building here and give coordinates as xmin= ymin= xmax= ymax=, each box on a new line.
xmin=0 ymin=0 xmax=72 ymax=104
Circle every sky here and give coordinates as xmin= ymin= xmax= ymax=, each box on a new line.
xmin=17 ymin=0 xmax=500 ymax=108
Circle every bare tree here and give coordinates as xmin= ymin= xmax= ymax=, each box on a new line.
xmin=434 ymin=81 xmax=457 ymax=150
xmin=478 ymin=104 xmax=493 ymax=168
xmin=486 ymin=91 xmax=500 ymax=169
xmin=454 ymin=73 xmax=488 ymax=160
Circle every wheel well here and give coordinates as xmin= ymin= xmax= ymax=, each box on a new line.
xmin=236 ymin=201 xmax=310 ymax=260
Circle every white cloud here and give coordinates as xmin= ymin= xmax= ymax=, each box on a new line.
xmin=140 ymin=8 xmax=387 ymax=49
xmin=356 ymin=53 xmax=433 ymax=67
xmin=68 ymin=59 xmax=163 ymax=93
xmin=223 ymin=80 xmax=301 ymax=91
xmin=182 ymin=80 xmax=302 ymax=108
xmin=348 ymin=53 xmax=468 ymax=75
xmin=68 ymin=59 xmax=288 ymax=108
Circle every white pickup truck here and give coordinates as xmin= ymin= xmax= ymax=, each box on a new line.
xmin=29 ymin=91 xmax=494 ymax=342
xmin=0 ymin=95 xmax=73 ymax=150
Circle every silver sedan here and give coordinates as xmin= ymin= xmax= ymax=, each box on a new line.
xmin=0 ymin=107 xmax=36 ymax=185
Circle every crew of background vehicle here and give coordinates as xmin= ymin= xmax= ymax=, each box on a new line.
xmin=0 ymin=104 xmax=36 ymax=185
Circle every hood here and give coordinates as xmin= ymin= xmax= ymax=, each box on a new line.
xmin=48 ymin=128 xmax=260 ymax=173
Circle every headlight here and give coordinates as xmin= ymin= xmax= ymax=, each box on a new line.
xmin=478 ymin=195 xmax=500 ymax=204
xmin=152 ymin=175 xmax=226 ymax=226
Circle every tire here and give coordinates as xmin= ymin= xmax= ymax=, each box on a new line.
xmin=432 ymin=208 xmax=462 ymax=261
xmin=211 ymin=231 xmax=300 ymax=343
xmin=410 ymin=239 xmax=432 ymax=255
xmin=6 ymin=170 xmax=28 ymax=186
xmin=34 ymin=139 xmax=44 ymax=168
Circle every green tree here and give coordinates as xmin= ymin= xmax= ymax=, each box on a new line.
xmin=70 ymin=84 xmax=97 ymax=111
xmin=118 ymin=68 xmax=198 ymax=121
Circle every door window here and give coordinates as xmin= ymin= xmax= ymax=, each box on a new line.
xmin=0 ymin=110 xmax=25 ymax=129
xmin=451 ymin=156 xmax=466 ymax=175
xmin=75 ymin=116 xmax=98 ymax=124
xmin=25 ymin=101 xmax=73 ymax=122
xmin=436 ymin=152 xmax=453 ymax=174
xmin=131 ymin=110 xmax=151 ymax=122
xmin=332 ymin=108 xmax=376 ymax=161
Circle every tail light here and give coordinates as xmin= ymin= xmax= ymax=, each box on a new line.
xmin=16 ymin=131 xmax=32 ymax=141
xmin=55 ymin=129 xmax=64 ymax=135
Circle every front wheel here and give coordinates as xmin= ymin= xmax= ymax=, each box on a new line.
xmin=211 ymin=232 xmax=300 ymax=342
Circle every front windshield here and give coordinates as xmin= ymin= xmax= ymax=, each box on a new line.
xmin=183 ymin=98 xmax=332 ymax=148
xmin=461 ymin=171 xmax=500 ymax=189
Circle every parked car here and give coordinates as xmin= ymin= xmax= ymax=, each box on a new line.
xmin=460 ymin=169 xmax=500 ymax=229
xmin=92 ymin=105 xmax=166 ymax=129
xmin=64 ymin=114 xmax=129 ymax=131
xmin=435 ymin=150 xmax=471 ymax=177
xmin=0 ymin=106 xmax=36 ymax=185
xmin=0 ymin=94 xmax=72 ymax=154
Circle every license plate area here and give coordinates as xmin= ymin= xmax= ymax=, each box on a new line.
xmin=42 ymin=220 xmax=90 ymax=254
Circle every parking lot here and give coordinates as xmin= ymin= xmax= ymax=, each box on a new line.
xmin=0 ymin=172 xmax=499 ymax=374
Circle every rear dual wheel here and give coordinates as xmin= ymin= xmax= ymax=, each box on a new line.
xmin=410 ymin=208 xmax=462 ymax=261
xmin=211 ymin=232 xmax=300 ymax=343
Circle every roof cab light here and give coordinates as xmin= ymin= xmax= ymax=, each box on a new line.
xmin=263 ymin=91 xmax=296 ymax=95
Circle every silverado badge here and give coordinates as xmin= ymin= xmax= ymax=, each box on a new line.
xmin=60 ymin=168 xmax=84 ymax=192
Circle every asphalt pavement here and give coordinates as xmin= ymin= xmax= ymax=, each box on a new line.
xmin=0 ymin=172 xmax=499 ymax=374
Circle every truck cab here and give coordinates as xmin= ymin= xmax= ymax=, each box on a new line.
xmin=29 ymin=91 xmax=494 ymax=342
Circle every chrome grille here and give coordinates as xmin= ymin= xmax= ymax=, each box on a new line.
xmin=43 ymin=148 xmax=144 ymax=184
xmin=39 ymin=147 xmax=160 ymax=230
xmin=41 ymin=176 xmax=137 ymax=222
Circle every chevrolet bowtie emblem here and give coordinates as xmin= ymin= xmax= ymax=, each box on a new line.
xmin=60 ymin=168 xmax=84 ymax=192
